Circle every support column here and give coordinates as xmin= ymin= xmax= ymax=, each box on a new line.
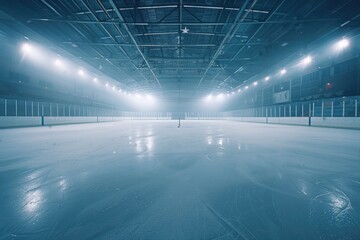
xmin=312 ymin=102 xmax=315 ymax=117
xmin=4 ymin=99 xmax=7 ymax=116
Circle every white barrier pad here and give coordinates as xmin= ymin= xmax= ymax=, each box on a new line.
xmin=0 ymin=116 xmax=41 ymax=127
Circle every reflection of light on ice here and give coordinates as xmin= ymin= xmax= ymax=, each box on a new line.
xmin=329 ymin=193 xmax=351 ymax=215
xmin=146 ymin=137 xmax=153 ymax=152
xmin=135 ymin=140 xmax=142 ymax=153
xmin=207 ymin=136 xmax=212 ymax=145
xmin=59 ymin=178 xmax=67 ymax=192
xmin=300 ymin=182 xmax=308 ymax=196
xmin=24 ymin=189 xmax=43 ymax=213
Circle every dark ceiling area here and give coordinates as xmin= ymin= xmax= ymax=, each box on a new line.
xmin=0 ymin=0 xmax=359 ymax=101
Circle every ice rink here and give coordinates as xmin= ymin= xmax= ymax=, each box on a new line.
xmin=1 ymin=120 xmax=360 ymax=240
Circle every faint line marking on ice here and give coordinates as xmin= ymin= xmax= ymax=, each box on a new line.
xmin=201 ymin=200 xmax=254 ymax=240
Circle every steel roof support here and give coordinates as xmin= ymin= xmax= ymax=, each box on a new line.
xmin=196 ymin=0 xmax=256 ymax=88
xmin=108 ymin=0 xmax=162 ymax=89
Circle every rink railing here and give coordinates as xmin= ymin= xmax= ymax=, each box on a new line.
xmin=225 ymin=96 xmax=360 ymax=129
xmin=227 ymin=95 xmax=359 ymax=118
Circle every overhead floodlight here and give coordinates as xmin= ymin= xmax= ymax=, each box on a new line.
xmin=93 ymin=77 xmax=98 ymax=82
xmin=112 ymin=86 xmax=116 ymax=90
xmin=105 ymin=83 xmax=109 ymax=87
xmin=265 ymin=76 xmax=270 ymax=81
xmin=217 ymin=93 xmax=224 ymax=99
xmin=146 ymin=94 xmax=154 ymax=100
xmin=301 ymin=55 xmax=312 ymax=66
xmin=54 ymin=59 xmax=63 ymax=67
xmin=206 ymin=94 xmax=212 ymax=101
xmin=253 ymin=81 xmax=258 ymax=86
xmin=226 ymin=93 xmax=230 ymax=97
xmin=280 ymin=68 xmax=286 ymax=75
xmin=238 ymin=89 xmax=241 ymax=92
xmin=334 ymin=38 xmax=350 ymax=51
xmin=21 ymin=43 xmax=32 ymax=53
xmin=245 ymin=86 xmax=249 ymax=89
xmin=78 ymin=69 xmax=85 ymax=76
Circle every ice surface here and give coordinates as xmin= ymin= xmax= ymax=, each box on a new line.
xmin=0 ymin=120 xmax=359 ymax=239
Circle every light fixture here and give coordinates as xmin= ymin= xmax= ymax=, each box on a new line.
xmin=146 ymin=94 xmax=154 ymax=100
xmin=78 ymin=69 xmax=85 ymax=76
xmin=93 ymin=77 xmax=97 ymax=82
xmin=265 ymin=76 xmax=270 ymax=81
xmin=112 ymin=86 xmax=115 ymax=90
xmin=54 ymin=59 xmax=63 ymax=67
xmin=245 ymin=86 xmax=249 ymax=89
xmin=105 ymin=83 xmax=109 ymax=87
xmin=238 ymin=89 xmax=241 ymax=92
xmin=301 ymin=55 xmax=312 ymax=66
xmin=253 ymin=81 xmax=258 ymax=86
xmin=334 ymin=38 xmax=350 ymax=51
xmin=21 ymin=43 xmax=32 ymax=53
xmin=280 ymin=69 xmax=286 ymax=75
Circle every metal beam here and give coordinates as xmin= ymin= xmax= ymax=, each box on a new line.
xmin=196 ymin=0 xmax=256 ymax=88
xmin=219 ymin=0 xmax=286 ymax=87
xmin=62 ymin=42 xmax=218 ymax=47
xmin=108 ymin=0 xmax=162 ymax=89
xmin=28 ymin=18 xmax=340 ymax=25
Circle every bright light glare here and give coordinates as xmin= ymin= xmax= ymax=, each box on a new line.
xmin=135 ymin=93 xmax=141 ymax=98
xmin=118 ymin=89 xmax=122 ymax=92
xmin=232 ymin=91 xmax=235 ymax=94
xmin=334 ymin=38 xmax=350 ymax=51
xmin=265 ymin=76 xmax=270 ymax=81
xmin=112 ymin=86 xmax=116 ymax=90
xmin=217 ymin=93 xmax=224 ymax=99
xmin=301 ymin=56 xmax=312 ymax=66
xmin=105 ymin=83 xmax=109 ymax=87
xmin=245 ymin=86 xmax=249 ymax=89
xmin=146 ymin=94 xmax=154 ymax=101
xmin=54 ymin=59 xmax=63 ymax=67
xmin=93 ymin=77 xmax=97 ymax=82
xmin=238 ymin=89 xmax=241 ymax=92
xmin=21 ymin=43 xmax=32 ymax=53
xmin=253 ymin=81 xmax=258 ymax=86
xmin=78 ymin=69 xmax=85 ymax=76
xmin=206 ymin=94 xmax=212 ymax=101
xmin=280 ymin=69 xmax=286 ymax=75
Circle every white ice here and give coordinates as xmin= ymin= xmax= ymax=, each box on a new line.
xmin=0 ymin=120 xmax=359 ymax=239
